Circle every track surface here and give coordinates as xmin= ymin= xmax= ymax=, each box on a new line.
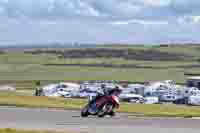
xmin=0 ymin=106 xmax=200 ymax=133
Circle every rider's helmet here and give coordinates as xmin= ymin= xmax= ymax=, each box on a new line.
xmin=108 ymin=86 xmax=122 ymax=96
xmin=101 ymin=84 xmax=106 ymax=89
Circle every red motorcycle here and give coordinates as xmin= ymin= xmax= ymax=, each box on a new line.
xmin=81 ymin=94 xmax=120 ymax=118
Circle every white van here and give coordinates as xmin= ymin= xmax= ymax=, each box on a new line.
xmin=188 ymin=95 xmax=200 ymax=106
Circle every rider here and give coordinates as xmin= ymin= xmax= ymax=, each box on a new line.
xmin=88 ymin=84 xmax=121 ymax=106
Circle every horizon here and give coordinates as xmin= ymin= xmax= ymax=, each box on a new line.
xmin=0 ymin=42 xmax=199 ymax=49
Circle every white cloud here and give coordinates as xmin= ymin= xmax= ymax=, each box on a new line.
xmin=141 ymin=0 xmax=171 ymax=7
xmin=117 ymin=2 xmax=141 ymax=15
xmin=0 ymin=0 xmax=173 ymax=20
xmin=110 ymin=19 xmax=169 ymax=25
xmin=75 ymin=1 xmax=102 ymax=17
xmin=0 ymin=0 xmax=108 ymax=18
xmin=178 ymin=16 xmax=200 ymax=24
xmin=0 ymin=0 xmax=199 ymax=21
xmin=192 ymin=16 xmax=200 ymax=23
xmin=0 ymin=0 xmax=200 ymax=44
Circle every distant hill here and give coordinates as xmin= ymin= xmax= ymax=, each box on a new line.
xmin=0 ymin=43 xmax=98 ymax=50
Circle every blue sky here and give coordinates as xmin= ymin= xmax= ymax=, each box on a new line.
xmin=0 ymin=0 xmax=200 ymax=45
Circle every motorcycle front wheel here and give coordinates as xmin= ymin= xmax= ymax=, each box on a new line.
xmin=108 ymin=111 xmax=116 ymax=117
xmin=97 ymin=103 xmax=113 ymax=118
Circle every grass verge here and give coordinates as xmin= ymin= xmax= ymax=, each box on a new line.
xmin=0 ymin=128 xmax=72 ymax=133
xmin=0 ymin=52 xmax=196 ymax=85
xmin=0 ymin=91 xmax=85 ymax=110
xmin=120 ymin=103 xmax=200 ymax=118
xmin=1 ymin=91 xmax=200 ymax=118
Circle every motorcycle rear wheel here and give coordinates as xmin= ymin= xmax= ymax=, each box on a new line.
xmin=81 ymin=105 xmax=89 ymax=117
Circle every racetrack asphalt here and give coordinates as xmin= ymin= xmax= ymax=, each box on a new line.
xmin=0 ymin=106 xmax=200 ymax=133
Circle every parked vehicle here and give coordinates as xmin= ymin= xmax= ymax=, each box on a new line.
xmin=0 ymin=85 xmax=16 ymax=91
xmin=188 ymin=95 xmax=200 ymax=106
xmin=160 ymin=94 xmax=179 ymax=102
xmin=144 ymin=96 xmax=159 ymax=104
xmin=128 ymin=95 xmax=144 ymax=103
xmin=34 ymin=82 xmax=79 ymax=97
xmin=173 ymin=97 xmax=188 ymax=105
xmin=127 ymin=84 xmax=146 ymax=95
xmin=183 ymin=87 xmax=200 ymax=97
xmin=119 ymin=92 xmax=143 ymax=102
xmin=78 ymin=89 xmax=97 ymax=98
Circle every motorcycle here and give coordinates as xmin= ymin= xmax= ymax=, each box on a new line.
xmin=81 ymin=94 xmax=120 ymax=118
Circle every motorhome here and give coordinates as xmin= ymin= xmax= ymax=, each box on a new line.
xmin=186 ymin=76 xmax=200 ymax=89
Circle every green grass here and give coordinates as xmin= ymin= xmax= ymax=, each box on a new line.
xmin=0 ymin=53 xmax=188 ymax=83
xmin=0 ymin=46 xmax=200 ymax=89
xmin=0 ymin=53 xmax=198 ymax=68
xmin=97 ymin=45 xmax=200 ymax=57
xmin=184 ymin=68 xmax=200 ymax=75
xmin=48 ymin=58 xmax=199 ymax=68
xmin=0 ymin=128 xmax=72 ymax=133
xmin=0 ymin=91 xmax=85 ymax=110
xmin=120 ymin=103 xmax=200 ymax=117
xmin=1 ymin=91 xmax=200 ymax=118
xmin=154 ymin=46 xmax=200 ymax=57
xmin=0 ymin=64 xmax=186 ymax=83
xmin=0 ymin=53 xmax=57 ymax=64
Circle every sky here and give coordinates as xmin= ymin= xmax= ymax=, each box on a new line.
xmin=0 ymin=0 xmax=200 ymax=45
